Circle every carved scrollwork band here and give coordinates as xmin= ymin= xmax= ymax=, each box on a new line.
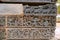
xmin=7 ymin=28 xmax=55 ymax=39
xmin=23 ymin=4 xmax=57 ymax=15
xmin=0 ymin=15 xmax=56 ymax=27
xmin=23 ymin=15 xmax=56 ymax=27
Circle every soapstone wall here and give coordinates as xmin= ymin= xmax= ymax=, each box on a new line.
xmin=0 ymin=0 xmax=57 ymax=40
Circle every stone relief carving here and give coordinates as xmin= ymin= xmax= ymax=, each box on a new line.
xmin=7 ymin=28 xmax=55 ymax=39
xmin=23 ymin=4 xmax=57 ymax=15
xmin=0 ymin=29 xmax=6 ymax=39
xmin=0 ymin=3 xmax=56 ymax=40
xmin=23 ymin=15 xmax=56 ymax=27
xmin=0 ymin=15 xmax=55 ymax=27
xmin=0 ymin=16 xmax=5 ymax=27
xmin=7 ymin=15 xmax=23 ymax=27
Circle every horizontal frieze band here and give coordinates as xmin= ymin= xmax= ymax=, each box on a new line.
xmin=1 ymin=0 xmax=57 ymax=3
xmin=23 ymin=4 xmax=57 ymax=15
xmin=6 ymin=28 xmax=55 ymax=39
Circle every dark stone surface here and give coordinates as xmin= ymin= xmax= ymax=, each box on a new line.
xmin=1 ymin=0 xmax=57 ymax=3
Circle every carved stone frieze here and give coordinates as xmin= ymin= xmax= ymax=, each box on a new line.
xmin=7 ymin=28 xmax=55 ymax=39
xmin=23 ymin=4 xmax=57 ymax=15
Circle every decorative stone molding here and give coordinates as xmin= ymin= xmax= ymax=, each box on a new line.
xmin=0 ymin=15 xmax=56 ymax=27
xmin=7 ymin=15 xmax=23 ymax=27
xmin=0 ymin=29 xmax=6 ymax=39
xmin=1 ymin=0 xmax=57 ymax=3
xmin=0 ymin=3 xmax=56 ymax=40
xmin=7 ymin=28 xmax=54 ymax=39
xmin=23 ymin=15 xmax=56 ymax=27
xmin=0 ymin=16 xmax=5 ymax=27
xmin=23 ymin=4 xmax=57 ymax=16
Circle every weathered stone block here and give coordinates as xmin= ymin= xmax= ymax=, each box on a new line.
xmin=6 ymin=28 xmax=54 ymax=39
xmin=0 ymin=4 xmax=23 ymax=15
xmin=0 ymin=29 xmax=6 ymax=39
xmin=23 ymin=15 xmax=56 ymax=27
xmin=24 ymin=4 xmax=57 ymax=15
xmin=7 ymin=15 xmax=23 ymax=27
xmin=0 ymin=16 xmax=5 ymax=27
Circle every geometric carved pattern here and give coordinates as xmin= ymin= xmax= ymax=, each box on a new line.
xmin=0 ymin=29 xmax=6 ymax=40
xmin=0 ymin=15 xmax=56 ymax=28
xmin=0 ymin=16 xmax=5 ymax=27
xmin=24 ymin=4 xmax=57 ymax=16
xmin=4 ymin=15 xmax=56 ymax=28
xmin=7 ymin=28 xmax=52 ymax=39
xmin=7 ymin=15 xmax=23 ymax=27
xmin=23 ymin=15 xmax=56 ymax=27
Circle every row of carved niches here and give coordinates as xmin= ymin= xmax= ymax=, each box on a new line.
xmin=6 ymin=28 xmax=55 ymax=39
xmin=0 ymin=28 xmax=6 ymax=40
xmin=0 ymin=15 xmax=56 ymax=27
xmin=1 ymin=0 xmax=57 ymax=3
xmin=23 ymin=4 xmax=57 ymax=15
